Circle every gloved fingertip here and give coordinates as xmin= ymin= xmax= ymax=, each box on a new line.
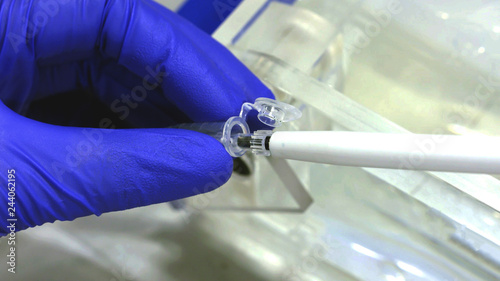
xmin=97 ymin=129 xmax=234 ymax=211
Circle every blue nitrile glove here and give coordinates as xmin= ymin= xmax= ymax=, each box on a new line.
xmin=0 ymin=0 xmax=274 ymax=235
xmin=177 ymin=0 xmax=244 ymax=34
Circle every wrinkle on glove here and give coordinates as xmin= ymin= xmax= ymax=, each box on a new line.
xmin=0 ymin=0 xmax=274 ymax=235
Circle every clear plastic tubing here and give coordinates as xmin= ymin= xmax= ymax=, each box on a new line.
xmin=172 ymin=116 xmax=251 ymax=157
xmin=172 ymin=122 xmax=228 ymax=139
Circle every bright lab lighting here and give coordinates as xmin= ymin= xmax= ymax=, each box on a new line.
xmin=440 ymin=12 xmax=449 ymax=20
xmin=351 ymin=243 xmax=383 ymax=259
xmin=483 ymin=217 xmax=496 ymax=226
xmin=396 ymin=261 xmax=425 ymax=277
xmin=385 ymin=274 xmax=405 ymax=281
xmin=447 ymin=123 xmax=485 ymax=136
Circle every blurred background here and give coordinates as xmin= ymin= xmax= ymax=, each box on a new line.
xmin=1 ymin=0 xmax=500 ymax=280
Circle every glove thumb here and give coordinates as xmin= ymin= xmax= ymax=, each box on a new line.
xmin=0 ymin=102 xmax=232 ymax=234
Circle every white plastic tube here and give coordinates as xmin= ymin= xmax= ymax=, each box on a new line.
xmin=269 ymin=131 xmax=500 ymax=174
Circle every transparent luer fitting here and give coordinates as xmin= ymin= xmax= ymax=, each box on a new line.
xmin=175 ymin=98 xmax=302 ymax=157
xmin=240 ymin=98 xmax=303 ymax=127
xmin=172 ymin=97 xmax=312 ymax=213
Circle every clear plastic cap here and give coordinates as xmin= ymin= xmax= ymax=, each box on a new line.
xmin=240 ymin=98 xmax=302 ymax=127
xmin=222 ymin=98 xmax=302 ymax=157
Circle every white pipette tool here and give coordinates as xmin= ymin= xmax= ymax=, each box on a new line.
xmin=176 ymin=98 xmax=500 ymax=174
xmin=266 ymin=131 xmax=500 ymax=174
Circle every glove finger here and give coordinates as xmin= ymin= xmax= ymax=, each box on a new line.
xmin=172 ymin=11 xmax=275 ymax=103
xmin=3 ymin=0 xmax=272 ymax=121
xmin=97 ymin=0 xmax=272 ymax=121
xmin=0 ymin=101 xmax=232 ymax=234
xmin=35 ymin=57 xmax=192 ymax=128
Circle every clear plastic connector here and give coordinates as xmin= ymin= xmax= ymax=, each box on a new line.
xmin=236 ymin=130 xmax=274 ymax=157
xmin=240 ymin=98 xmax=303 ymax=127
xmin=173 ymin=98 xmax=302 ymax=157
xmin=221 ymin=116 xmax=250 ymax=157
xmin=226 ymin=98 xmax=301 ymax=157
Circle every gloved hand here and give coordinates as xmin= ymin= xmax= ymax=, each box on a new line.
xmin=0 ymin=0 xmax=273 ymax=235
